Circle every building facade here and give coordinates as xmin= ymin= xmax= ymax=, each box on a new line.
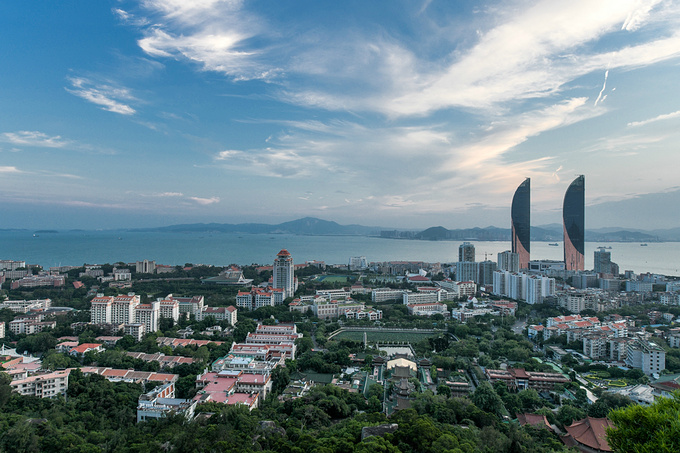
xmin=511 ymin=178 xmax=531 ymax=270
xmin=563 ymin=175 xmax=585 ymax=271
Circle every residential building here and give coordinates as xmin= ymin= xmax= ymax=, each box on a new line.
xmin=455 ymin=261 xmax=478 ymax=283
xmin=200 ymin=306 xmax=237 ymax=325
xmin=349 ymin=256 xmax=368 ymax=271
xmin=478 ymin=260 xmax=497 ymax=289
xmin=458 ymin=242 xmax=475 ymax=262
xmin=136 ymin=260 xmax=156 ymax=274
xmin=10 ymin=369 xmax=71 ymax=398
xmin=137 ymin=382 xmax=197 ymax=423
xmin=0 ymin=260 xmax=26 ymax=271
xmin=0 ymin=322 xmax=4 ymax=339
xmin=135 ymin=300 xmax=161 ymax=334
xmin=626 ymin=339 xmax=665 ymax=375
xmin=272 ymin=249 xmax=295 ymax=299
xmin=158 ymin=297 xmax=180 ymax=322
xmin=124 ymin=323 xmax=146 ymax=341
xmin=497 ymin=251 xmax=519 ymax=273
xmin=402 ymin=291 xmax=440 ymax=305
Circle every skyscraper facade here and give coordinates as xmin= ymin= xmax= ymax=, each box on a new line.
xmin=459 ymin=242 xmax=475 ymax=262
xmin=511 ymin=178 xmax=531 ymax=270
xmin=273 ymin=249 xmax=295 ymax=299
xmin=563 ymin=175 xmax=585 ymax=271
xmin=593 ymin=248 xmax=611 ymax=274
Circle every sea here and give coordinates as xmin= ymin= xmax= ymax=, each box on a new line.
xmin=1 ymin=230 xmax=679 ymax=277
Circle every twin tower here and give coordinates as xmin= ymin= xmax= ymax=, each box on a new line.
xmin=511 ymin=176 xmax=585 ymax=271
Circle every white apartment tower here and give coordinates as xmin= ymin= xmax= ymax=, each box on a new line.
xmin=273 ymin=249 xmax=295 ymax=299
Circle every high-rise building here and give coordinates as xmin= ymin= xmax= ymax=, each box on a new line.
xmin=594 ymin=247 xmax=612 ymax=274
xmin=497 ymin=251 xmax=519 ymax=273
xmin=459 ymin=242 xmax=475 ymax=262
xmin=273 ymin=249 xmax=295 ymax=299
xmin=511 ymin=178 xmax=531 ymax=270
xmin=478 ymin=260 xmax=497 ymax=288
xmin=563 ymin=175 xmax=585 ymax=271
xmin=456 ymin=261 xmax=479 ymax=283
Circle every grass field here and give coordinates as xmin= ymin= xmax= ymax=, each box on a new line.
xmin=333 ymin=330 xmax=437 ymax=343
xmin=315 ymin=275 xmax=353 ymax=283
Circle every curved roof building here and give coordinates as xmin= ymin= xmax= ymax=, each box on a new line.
xmin=511 ymin=178 xmax=531 ymax=270
xmin=563 ymin=175 xmax=585 ymax=271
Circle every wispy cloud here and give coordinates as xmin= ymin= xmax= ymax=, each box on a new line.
xmin=188 ymin=196 xmax=220 ymax=205
xmin=66 ymin=77 xmax=137 ymax=115
xmin=126 ymin=0 xmax=680 ymax=118
xmin=628 ymin=109 xmax=680 ymax=127
xmin=1 ymin=131 xmax=69 ymax=148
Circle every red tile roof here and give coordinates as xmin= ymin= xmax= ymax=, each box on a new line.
xmin=563 ymin=417 xmax=614 ymax=452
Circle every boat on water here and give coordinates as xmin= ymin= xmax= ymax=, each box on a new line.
xmin=640 ymin=243 xmax=648 ymax=246
xmin=548 ymin=243 xmax=559 ymax=246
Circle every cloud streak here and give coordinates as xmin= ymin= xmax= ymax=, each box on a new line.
xmin=1 ymin=131 xmax=69 ymax=148
xmin=66 ymin=77 xmax=137 ymax=115
xmin=628 ymin=109 xmax=680 ymax=127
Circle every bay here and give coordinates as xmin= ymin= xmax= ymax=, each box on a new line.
xmin=1 ymin=230 xmax=678 ymax=277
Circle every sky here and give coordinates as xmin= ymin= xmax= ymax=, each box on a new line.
xmin=1 ymin=0 xmax=680 ymax=231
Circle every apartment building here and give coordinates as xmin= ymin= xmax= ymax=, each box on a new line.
xmin=10 ymin=369 xmax=71 ymax=398
xmin=626 ymin=339 xmax=666 ymax=375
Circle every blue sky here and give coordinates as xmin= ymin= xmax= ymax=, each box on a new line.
xmin=2 ymin=0 xmax=680 ymax=230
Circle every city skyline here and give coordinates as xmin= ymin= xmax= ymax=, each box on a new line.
xmin=2 ymin=2 xmax=680 ymax=230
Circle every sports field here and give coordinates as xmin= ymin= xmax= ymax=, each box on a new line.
xmin=333 ymin=330 xmax=438 ymax=343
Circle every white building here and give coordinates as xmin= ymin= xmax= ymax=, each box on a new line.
xmin=273 ymin=249 xmax=295 ymax=299
xmin=0 ymin=322 xmax=4 ymax=339
xmin=135 ymin=300 xmax=161 ymax=334
xmin=402 ymin=291 xmax=440 ymax=305
xmin=10 ymin=370 xmax=70 ymax=398
xmin=136 ymin=260 xmax=156 ymax=274
xmin=349 ymin=256 xmax=368 ymax=271
xmin=626 ymin=339 xmax=665 ymax=375
xmin=371 ymin=288 xmax=406 ymax=303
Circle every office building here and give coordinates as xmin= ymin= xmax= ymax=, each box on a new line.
xmin=273 ymin=249 xmax=295 ymax=299
xmin=563 ymin=175 xmax=585 ymax=271
xmin=626 ymin=339 xmax=665 ymax=375
xmin=511 ymin=178 xmax=531 ymax=270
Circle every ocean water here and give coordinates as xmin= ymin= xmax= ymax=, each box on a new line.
xmin=1 ymin=230 xmax=678 ymax=276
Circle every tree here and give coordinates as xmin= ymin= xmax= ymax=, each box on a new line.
xmin=557 ymin=404 xmax=586 ymax=427
xmin=587 ymin=392 xmax=633 ymax=418
xmin=471 ymin=381 xmax=504 ymax=416
xmin=607 ymin=392 xmax=680 ymax=452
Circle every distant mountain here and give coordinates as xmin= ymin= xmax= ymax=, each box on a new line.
xmin=129 ymin=217 xmax=381 ymax=236
xmin=127 ymin=217 xmax=678 ymax=241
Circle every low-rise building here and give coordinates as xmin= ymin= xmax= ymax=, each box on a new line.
xmin=10 ymin=369 xmax=71 ymax=398
xmin=485 ymin=367 xmax=569 ymax=391
xmin=137 ymin=382 xmax=197 ymax=423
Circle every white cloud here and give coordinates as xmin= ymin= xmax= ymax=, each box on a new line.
xmin=0 ymin=166 xmax=22 ymax=174
xmin=628 ymin=109 xmax=680 ymax=127
xmin=1 ymin=131 xmax=69 ymax=148
xmin=66 ymin=77 xmax=137 ymax=115
xmin=188 ymin=196 xmax=220 ymax=205
xmin=156 ymin=192 xmax=185 ymax=197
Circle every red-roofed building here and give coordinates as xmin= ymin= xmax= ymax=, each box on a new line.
xmin=516 ymin=413 xmax=552 ymax=430
xmin=561 ymin=417 xmax=614 ymax=452
xmin=70 ymin=343 xmax=104 ymax=357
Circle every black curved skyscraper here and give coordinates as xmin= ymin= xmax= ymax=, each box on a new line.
xmin=563 ymin=175 xmax=585 ymax=271
xmin=511 ymin=178 xmax=530 ymax=270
